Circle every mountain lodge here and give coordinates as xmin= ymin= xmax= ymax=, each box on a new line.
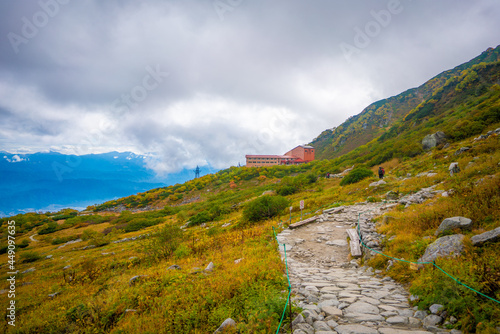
xmin=245 ymin=145 xmax=315 ymax=167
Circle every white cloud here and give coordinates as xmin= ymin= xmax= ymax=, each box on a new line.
xmin=0 ymin=0 xmax=499 ymax=173
xmin=4 ymin=154 xmax=26 ymax=163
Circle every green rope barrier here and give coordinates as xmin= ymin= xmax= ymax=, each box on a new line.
xmin=356 ymin=203 xmax=500 ymax=305
xmin=432 ymin=262 xmax=500 ymax=304
xmin=273 ymin=226 xmax=293 ymax=334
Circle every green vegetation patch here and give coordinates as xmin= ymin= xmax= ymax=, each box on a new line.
xmin=340 ymin=166 xmax=374 ymax=186
xmin=243 ymin=195 xmax=289 ymax=223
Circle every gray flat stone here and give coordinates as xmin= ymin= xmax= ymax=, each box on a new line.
xmin=303 ymin=309 xmax=320 ymax=321
xmin=358 ymin=296 xmax=381 ymax=305
xmin=304 ymin=282 xmax=334 ymax=288
xmin=327 ymin=319 xmax=339 ymax=328
xmin=214 ymin=318 xmax=236 ymax=333
xmin=337 ymin=282 xmax=359 ymax=289
xmin=326 ymin=239 xmax=348 ymax=246
xmin=378 ymin=305 xmax=398 ymax=312
xmin=305 ymin=285 xmax=319 ymax=292
xmin=364 ymin=290 xmax=390 ymax=299
xmin=335 ymin=324 xmax=378 ymax=334
xmin=471 ymin=227 xmax=500 ymax=246
xmin=429 ymin=304 xmax=444 ymax=314
xmin=344 ymin=313 xmax=384 ymax=322
xmin=408 ymin=317 xmax=422 ymax=327
xmin=339 ymin=297 xmax=357 ymax=303
xmin=423 ymin=314 xmax=442 ymax=328
xmin=344 ymin=302 xmax=379 ymax=315
xmin=292 ymin=330 xmax=308 ymax=334
xmin=435 ymin=217 xmax=472 ymax=236
xmin=292 ymin=314 xmax=305 ymax=325
xmin=303 ymin=304 xmax=321 ymax=313
xmin=386 ymin=315 xmax=408 ymax=324
xmin=339 ymin=291 xmax=363 ymax=298
xmin=321 ymin=305 xmax=343 ymax=317
xmin=378 ymin=329 xmax=432 ymax=334
xmin=321 ymin=294 xmax=339 ymax=300
xmin=418 ymin=234 xmax=465 ymax=263
xmin=313 ymin=321 xmax=332 ymax=331
xmin=296 ymin=323 xmax=315 ymax=333
xmin=398 ymin=309 xmax=415 ymax=317
xmin=321 ymin=286 xmax=342 ymax=293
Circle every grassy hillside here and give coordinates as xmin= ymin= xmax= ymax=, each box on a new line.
xmin=311 ymin=45 xmax=500 ymax=160
xmin=1 ymin=131 xmax=499 ymax=333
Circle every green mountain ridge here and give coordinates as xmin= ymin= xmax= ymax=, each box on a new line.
xmin=311 ymin=45 xmax=500 ymax=161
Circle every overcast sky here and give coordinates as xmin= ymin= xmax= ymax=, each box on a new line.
xmin=1 ymin=0 xmax=499 ymax=174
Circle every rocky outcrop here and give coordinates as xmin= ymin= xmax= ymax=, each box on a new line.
xmin=474 ymin=128 xmax=500 ymax=141
xmin=434 ymin=217 xmax=472 ymax=236
xmin=454 ymin=147 xmax=470 ymax=156
xmin=21 ymin=268 xmax=35 ymax=274
xmin=205 ymin=262 xmax=214 ymax=272
xmin=129 ymin=275 xmax=147 ymax=286
xmin=369 ymin=180 xmax=386 ymax=187
xmin=418 ymin=234 xmax=465 ymax=263
xmin=385 ymin=191 xmax=399 ymax=201
xmin=471 ymin=227 xmax=500 ymax=246
xmin=213 ymin=318 xmax=236 ymax=333
xmin=113 ymin=234 xmax=148 ymax=244
xmin=48 ymin=291 xmax=60 ymax=299
xmin=329 ymin=165 xmax=356 ymax=179
xmin=398 ymin=185 xmax=441 ymax=207
xmin=167 ymin=264 xmax=181 ymax=270
xmin=422 ymin=131 xmax=447 ymax=150
xmin=57 ymin=238 xmax=82 ymax=249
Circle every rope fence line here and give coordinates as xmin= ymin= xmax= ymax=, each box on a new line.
xmin=355 ymin=202 xmax=500 ymax=305
xmin=272 ymin=227 xmax=292 ymax=334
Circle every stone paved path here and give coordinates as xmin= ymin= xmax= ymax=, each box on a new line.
xmin=277 ymin=203 xmax=457 ymax=334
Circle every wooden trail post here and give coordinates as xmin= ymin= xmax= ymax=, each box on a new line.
xmin=346 ymin=229 xmax=362 ymax=257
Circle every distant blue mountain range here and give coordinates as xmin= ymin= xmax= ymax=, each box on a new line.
xmin=0 ymin=151 xmax=211 ymax=217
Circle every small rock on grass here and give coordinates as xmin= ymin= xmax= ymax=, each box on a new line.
xmin=213 ymin=318 xmax=236 ymax=333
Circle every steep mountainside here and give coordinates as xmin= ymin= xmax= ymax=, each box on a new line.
xmin=311 ymin=45 xmax=500 ymax=160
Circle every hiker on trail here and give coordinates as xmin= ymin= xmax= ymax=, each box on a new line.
xmin=378 ymin=166 xmax=385 ymax=179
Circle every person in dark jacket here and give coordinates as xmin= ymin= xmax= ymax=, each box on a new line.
xmin=378 ymin=166 xmax=385 ymax=179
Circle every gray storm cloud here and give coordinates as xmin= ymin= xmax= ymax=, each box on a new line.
xmin=0 ymin=0 xmax=499 ymax=173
